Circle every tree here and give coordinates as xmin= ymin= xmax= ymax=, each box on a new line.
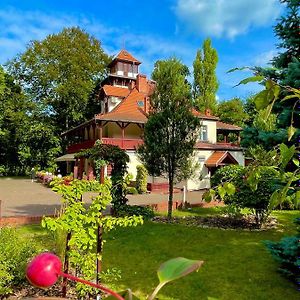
xmin=0 ymin=66 xmax=5 ymax=96
xmin=8 ymin=27 xmax=110 ymax=131
xmin=241 ymin=0 xmax=299 ymax=150
xmin=273 ymin=0 xmax=300 ymax=74
xmin=217 ymin=98 xmax=248 ymax=126
xmin=138 ymin=58 xmax=200 ymax=219
xmin=0 ymin=69 xmax=60 ymax=174
xmin=193 ymin=38 xmax=219 ymax=113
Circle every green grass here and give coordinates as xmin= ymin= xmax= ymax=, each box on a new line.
xmin=18 ymin=209 xmax=300 ymax=300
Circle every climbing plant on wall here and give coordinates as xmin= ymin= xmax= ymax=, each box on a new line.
xmin=75 ymin=140 xmax=130 ymax=211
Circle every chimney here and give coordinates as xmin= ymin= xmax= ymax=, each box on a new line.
xmin=205 ymin=108 xmax=211 ymax=116
xmin=136 ymin=74 xmax=148 ymax=94
xmin=129 ymin=80 xmax=135 ymax=90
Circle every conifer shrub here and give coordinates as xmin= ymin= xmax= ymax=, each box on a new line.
xmin=136 ymin=165 xmax=148 ymax=194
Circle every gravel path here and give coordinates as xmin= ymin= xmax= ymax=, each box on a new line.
xmin=0 ymin=178 xmax=205 ymax=217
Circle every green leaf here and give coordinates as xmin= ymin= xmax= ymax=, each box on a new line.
xmin=287 ymin=125 xmax=296 ymax=141
xmin=280 ymin=94 xmax=298 ymax=102
xmin=273 ymin=84 xmax=280 ymax=99
xmin=280 ymin=143 xmax=295 ymax=169
xmin=254 ymin=90 xmax=270 ymax=110
xmin=294 ymin=191 xmax=300 ymax=208
xmin=227 ymin=66 xmax=250 ymax=73
xmin=234 ymin=76 xmax=264 ymax=87
xmin=203 ymin=189 xmax=215 ymax=202
xmin=217 ymin=185 xmax=226 ymax=199
xmin=224 ymin=182 xmax=236 ymax=195
xmin=292 ymin=158 xmax=299 ymax=167
xmin=157 ymin=257 xmax=204 ymax=284
xmin=269 ymin=190 xmax=281 ymax=210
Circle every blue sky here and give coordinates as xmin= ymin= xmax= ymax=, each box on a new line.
xmin=0 ymin=0 xmax=284 ymax=101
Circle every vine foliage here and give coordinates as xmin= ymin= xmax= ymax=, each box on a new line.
xmin=75 ymin=140 xmax=130 ymax=211
xmin=42 ymin=179 xmax=143 ymax=297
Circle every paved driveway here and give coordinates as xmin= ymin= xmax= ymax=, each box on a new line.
xmin=0 ymin=178 xmax=205 ymax=217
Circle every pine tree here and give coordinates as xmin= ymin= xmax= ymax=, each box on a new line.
xmin=193 ymin=38 xmax=219 ymax=113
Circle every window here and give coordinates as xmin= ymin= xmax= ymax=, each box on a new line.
xmin=198 ymin=156 xmax=206 ymax=163
xmin=199 ymin=125 xmax=208 ymax=141
xmin=137 ymin=100 xmax=144 ymax=107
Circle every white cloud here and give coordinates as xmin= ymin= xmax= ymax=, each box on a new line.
xmin=174 ymin=0 xmax=282 ymax=38
xmin=253 ymin=49 xmax=278 ymax=66
xmin=0 ymin=8 xmax=121 ymax=64
xmin=0 ymin=8 xmax=194 ymax=78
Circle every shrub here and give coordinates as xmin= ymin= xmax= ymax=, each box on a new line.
xmin=136 ymin=165 xmax=148 ymax=194
xmin=265 ymin=236 xmax=300 ymax=283
xmin=118 ymin=205 xmax=155 ymax=220
xmin=0 ymin=227 xmax=41 ymax=295
xmin=212 ymin=165 xmax=280 ymax=226
xmin=211 ymin=165 xmax=244 ymax=187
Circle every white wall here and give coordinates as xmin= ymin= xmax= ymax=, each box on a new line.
xmin=198 ymin=120 xmax=217 ymax=143
xmin=186 ymin=150 xmax=213 ymax=190
xmin=108 ymin=96 xmax=122 ymax=112
xmin=228 ymin=151 xmax=245 ymax=166
xmin=126 ymin=151 xmax=142 ymax=179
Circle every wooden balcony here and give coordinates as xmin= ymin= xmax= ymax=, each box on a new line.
xmin=67 ymin=138 xmax=143 ymax=154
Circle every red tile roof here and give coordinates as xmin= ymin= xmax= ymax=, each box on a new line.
xmin=217 ymin=121 xmax=242 ymax=131
xmin=195 ymin=142 xmax=242 ymax=151
xmin=192 ymin=108 xmax=219 ymax=120
xmin=96 ymin=88 xmax=148 ymax=123
xmin=205 ymin=151 xmax=238 ymax=167
xmin=110 ymin=49 xmax=141 ymax=65
xmin=102 ymin=85 xmax=130 ymax=98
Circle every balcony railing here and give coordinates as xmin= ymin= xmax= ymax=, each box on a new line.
xmin=67 ymin=138 xmax=143 ymax=154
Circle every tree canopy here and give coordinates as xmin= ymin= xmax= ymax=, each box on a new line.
xmin=8 ymin=27 xmax=110 ymax=131
xmin=139 ymin=58 xmax=200 ymax=219
xmin=217 ymin=98 xmax=249 ymax=127
xmin=241 ymin=0 xmax=299 ymax=150
xmin=193 ymin=38 xmax=219 ymax=113
xmin=0 ymin=69 xmax=60 ymax=174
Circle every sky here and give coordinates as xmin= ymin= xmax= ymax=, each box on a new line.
xmin=0 ymin=0 xmax=285 ymax=101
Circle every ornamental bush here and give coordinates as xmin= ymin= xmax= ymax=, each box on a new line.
xmin=211 ymin=165 xmax=280 ymax=226
xmin=136 ymin=165 xmax=148 ymax=194
xmin=0 ymin=227 xmax=41 ymax=295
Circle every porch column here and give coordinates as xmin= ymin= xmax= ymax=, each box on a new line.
xmin=224 ymin=133 xmax=228 ymax=143
xmin=237 ymin=132 xmax=241 ymax=144
xmin=121 ymin=122 xmax=125 ymax=149
xmin=97 ymin=122 xmax=103 ymax=141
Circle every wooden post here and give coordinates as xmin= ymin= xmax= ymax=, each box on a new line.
xmin=121 ymin=123 xmax=125 ymax=149
xmin=96 ymin=167 xmax=104 ymax=285
xmin=224 ymin=133 xmax=228 ymax=143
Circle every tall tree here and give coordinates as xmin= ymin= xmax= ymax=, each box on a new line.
xmin=0 ymin=69 xmax=60 ymax=175
xmin=217 ymin=98 xmax=249 ymax=127
xmin=193 ymin=38 xmax=219 ymax=113
xmin=0 ymin=66 xmax=5 ymax=96
xmin=242 ymin=0 xmax=299 ymax=150
xmin=273 ymin=0 xmax=300 ymax=74
xmin=8 ymin=27 xmax=110 ymax=131
xmin=138 ymin=58 xmax=200 ymax=219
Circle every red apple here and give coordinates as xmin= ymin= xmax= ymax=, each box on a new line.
xmin=26 ymin=252 xmax=62 ymax=288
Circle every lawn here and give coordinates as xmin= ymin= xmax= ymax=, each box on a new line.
xmin=18 ymin=209 xmax=299 ymax=300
